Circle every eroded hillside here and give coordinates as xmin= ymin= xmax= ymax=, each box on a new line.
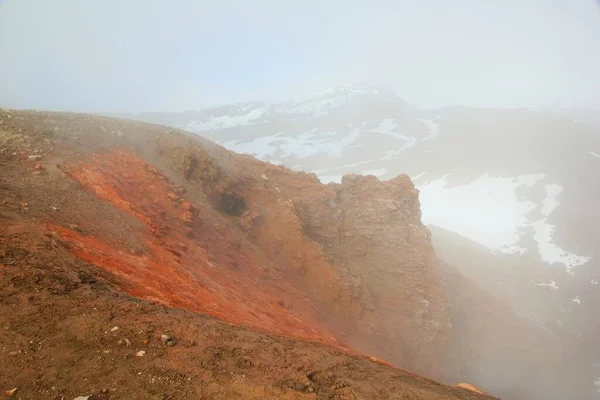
xmin=0 ymin=223 xmax=490 ymax=400
xmin=0 ymin=110 xmax=489 ymax=399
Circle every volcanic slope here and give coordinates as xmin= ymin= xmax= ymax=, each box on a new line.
xmin=0 ymin=110 xmax=493 ymax=399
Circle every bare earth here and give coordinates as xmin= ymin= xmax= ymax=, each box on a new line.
xmin=0 ymin=110 xmax=494 ymax=399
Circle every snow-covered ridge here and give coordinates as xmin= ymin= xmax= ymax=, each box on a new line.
xmin=184 ymin=107 xmax=268 ymax=131
xmin=220 ymin=125 xmax=362 ymax=160
xmin=176 ymin=82 xmax=405 ymax=132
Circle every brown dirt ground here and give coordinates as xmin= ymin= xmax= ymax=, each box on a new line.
xmin=0 ymin=225 xmax=493 ymax=400
xmin=0 ymin=110 xmax=495 ymax=399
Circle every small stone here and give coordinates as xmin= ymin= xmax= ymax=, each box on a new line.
xmin=110 ymin=326 xmax=119 ymax=332
xmin=142 ymin=339 xmax=148 ymax=345
xmin=261 ymin=174 xmax=269 ymax=181
xmin=136 ymin=350 xmax=146 ymax=357
xmin=69 ymin=224 xmax=83 ymax=233
xmin=166 ymin=339 xmax=176 ymax=347
xmin=160 ymin=334 xmax=171 ymax=344
xmin=124 ymin=338 xmax=131 ymax=346
xmin=28 ymin=154 xmax=42 ymax=161
xmin=73 ymin=396 xmax=91 ymax=400
xmin=34 ymin=163 xmax=43 ymax=171
xmin=101 ymin=388 xmax=108 ymax=394
xmin=5 ymin=388 xmax=18 ymax=397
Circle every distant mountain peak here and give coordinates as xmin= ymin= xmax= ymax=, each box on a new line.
xmin=316 ymin=81 xmax=397 ymax=97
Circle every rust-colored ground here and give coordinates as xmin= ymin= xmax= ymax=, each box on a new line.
xmin=54 ymin=150 xmax=338 ymax=345
xmin=0 ymin=110 xmax=494 ymax=399
xmin=0 ymin=223 xmax=491 ymax=399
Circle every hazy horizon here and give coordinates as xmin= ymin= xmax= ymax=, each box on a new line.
xmin=1 ymin=0 xmax=600 ymax=113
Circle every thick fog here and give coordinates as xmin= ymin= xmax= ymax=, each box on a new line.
xmin=2 ymin=1 xmax=600 ymax=400
xmin=1 ymin=0 xmax=600 ymax=112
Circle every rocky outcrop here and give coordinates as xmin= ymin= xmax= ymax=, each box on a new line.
xmin=287 ymin=174 xmax=451 ymax=377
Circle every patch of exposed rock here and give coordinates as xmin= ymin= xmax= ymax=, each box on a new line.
xmin=289 ymin=173 xmax=451 ymax=377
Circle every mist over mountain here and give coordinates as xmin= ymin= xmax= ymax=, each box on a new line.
xmin=2 ymin=0 xmax=600 ymax=398
xmin=1 ymin=108 xmax=500 ymax=399
xmin=128 ymin=83 xmax=600 ymax=399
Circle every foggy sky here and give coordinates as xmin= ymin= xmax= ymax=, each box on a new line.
xmin=1 ymin=0 xmax=599 ymax=112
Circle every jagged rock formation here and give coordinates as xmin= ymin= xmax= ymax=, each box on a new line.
xmin=288 ymin=174 xmax=451 ymax=376
xmin=0 ymin=110 xmax=455 ymax=390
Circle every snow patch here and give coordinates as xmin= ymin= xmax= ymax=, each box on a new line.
xmin=415 ymin=116 xmax=442 ymax=141
xmin=182 ymin=108 xmax=267 ymax=131
xmin=572 ymin=296 xmax=581 ymax=304
xmin=280 ymin=127 xmax=361 ymax=159
xmin=221 ymin=136 xmax=281 ymax=159
xmin=371 ymin=118 xmax=398 ymax=135
xmin=529 ymin=184 xmax=590 ymax=274
xmin=419 ymin=175 xmax=590 ymax=273
xmin=274 ymin=83 xmax=384 ymax=117
xmin=537 ymin=281 xmax=559 ymax=290
xmin=589 ymin=151 xmax=600 ymax=159
xmin=418 ymin=173 xmax=543 ymax=253
xmin=185 ymin=83 xmax=390 ymax=129
xmin=360 ymin=118 xmax=418 ymax=160
xmin=221 ymin=127 xmax=362 ymax=160
xmin=381 ymin=136 xmax=418 ymax=160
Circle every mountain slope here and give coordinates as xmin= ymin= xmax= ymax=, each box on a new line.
xmin=0 ymin=222 xmax=491 ymax=400
xmin=126 ymin=84 xmax=600 ymax=399
xmin=0 ymin=109 xmax=486 ymax=398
